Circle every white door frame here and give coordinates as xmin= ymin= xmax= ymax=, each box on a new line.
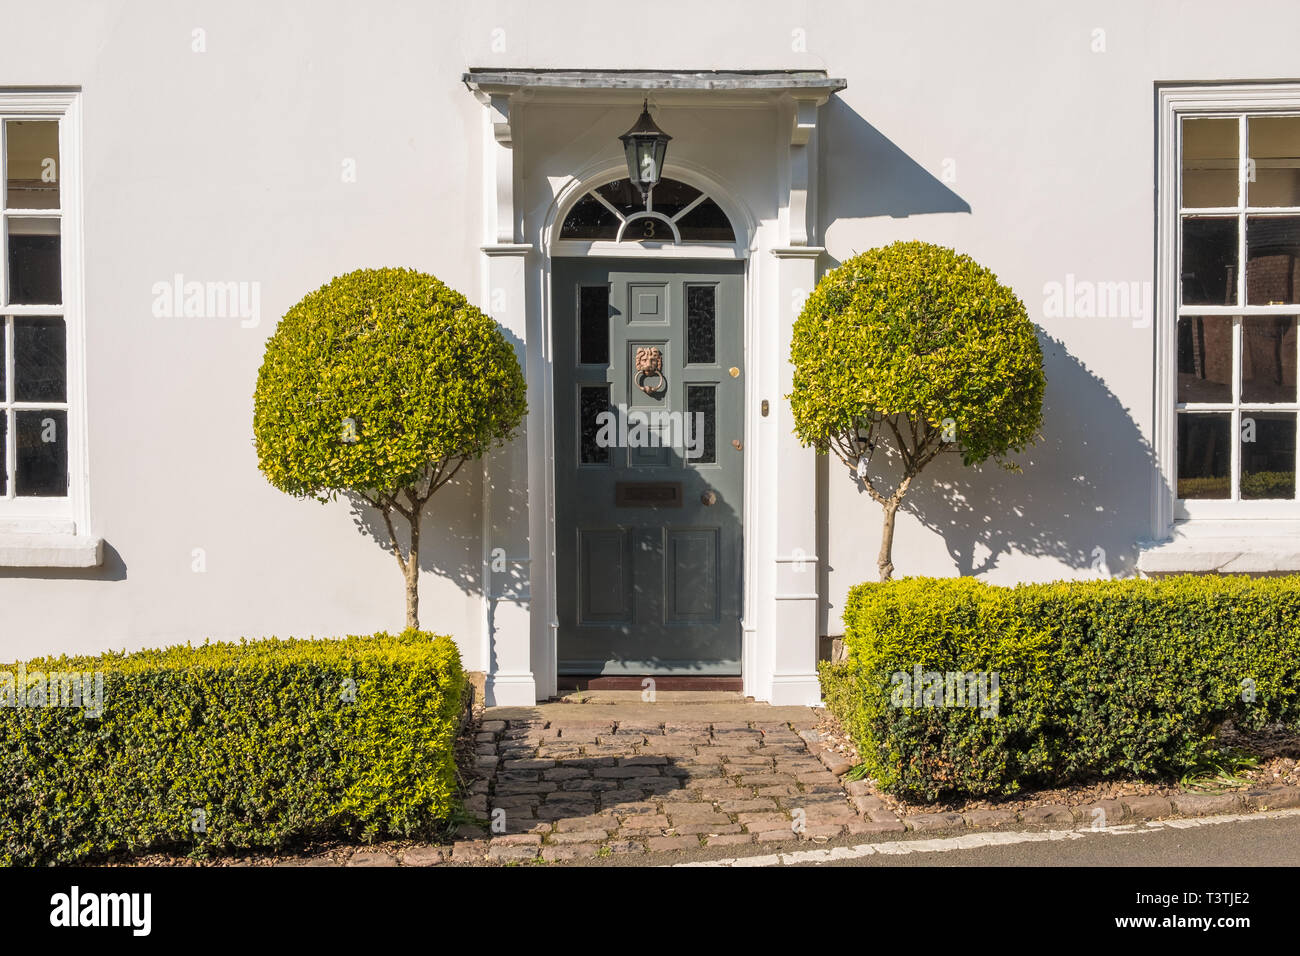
xmin=468 ymin=75 xmax=838 ymax=705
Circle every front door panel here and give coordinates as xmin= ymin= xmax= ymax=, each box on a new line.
xmin=554 ymin=259 xmax=744 ymax=675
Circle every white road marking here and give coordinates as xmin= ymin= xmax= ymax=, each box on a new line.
xmin=671 ymin=808 xmax=1300 ymax=867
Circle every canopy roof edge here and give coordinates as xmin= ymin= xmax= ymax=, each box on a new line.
xmin=462 ymin=69 xmax=847 ymax=96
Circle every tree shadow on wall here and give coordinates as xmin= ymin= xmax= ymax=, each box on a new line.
xmin=860 ymin=331 xmax=1159 ymax=579
xmin=344 ymin=482 xmax=484 ymax=598
xmin=340 ymin=326 xmax=532 ymax=606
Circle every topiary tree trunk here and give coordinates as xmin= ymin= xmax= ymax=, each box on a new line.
xmin=838 ymin=414 xmax=944 ymax=581
xmin=789 ymin=242 xmax=1045 ymax=582
xmin=362 ymin=458 xmax=465 ymax=629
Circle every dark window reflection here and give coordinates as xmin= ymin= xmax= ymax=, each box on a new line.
xmin=686 ymin=384 xmax=716 ymax=464
xmin=580 ymin=386 xmax=611 ymax=464
xmin=1242 ymin=316 xmax=1297 ymax=403
xmin=8 ymin=232 xmax=61 ymax=304
xmin=14 ymin=316 xmax=66 ymax=402
xmin=579 ymin=286 xmax=610 ymax=365
xmin=1182 ymin=218 xmax=1237 ymax=306
xmin=677 ymin=199 xmax=735 ymax=242
xmin=559 ymin=194 xmax=619 ymax=240
xmin=1177 ymin=316 xmax=1233 ymax=403
xmin=16 ymin=409 xmax=67 ymax=496
xmin=1246 ymin=216 xmax=1300 ymax=305
xmin=1241 ymin=411 xmax=1296 ymax=499
xmin=687 ymin=286 xmax=716 ymax=365
xmin=1178 ymin=413 xmax=1231 ymax=499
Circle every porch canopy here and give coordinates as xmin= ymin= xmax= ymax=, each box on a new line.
xmin=461 ymin=69 xmax=847 ymax=99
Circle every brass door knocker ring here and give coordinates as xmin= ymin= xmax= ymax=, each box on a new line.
xmin=635 ymin=346 xmax=666 ymax=396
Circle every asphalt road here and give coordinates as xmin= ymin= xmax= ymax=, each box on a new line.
xmin=569 ymin=808 xmax=1300 ymax=867
xmin=787 ymin=814 xmax=1300 ymax=867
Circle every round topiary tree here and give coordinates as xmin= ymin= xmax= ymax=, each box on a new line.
xmin=254 ymin=267 xmax=527 ymax=628
xmin=789 ymin=241 xmax=1044 ymax=581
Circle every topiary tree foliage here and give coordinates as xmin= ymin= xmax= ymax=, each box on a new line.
xmin=789 ymin=241 xmax=1045 ymax=581
xmin=254 ymin=267 xmax=527 ymax=628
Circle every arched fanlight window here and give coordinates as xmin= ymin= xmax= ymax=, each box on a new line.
xmin=559 ymin=177 xmax=736 ymax=243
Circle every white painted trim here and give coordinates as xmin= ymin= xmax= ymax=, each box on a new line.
xmin=485 ymin=671 xmax=538 ymax=707
xmin=0 ymin=90 xmax=95 ymax=562
xmin=1156 ymin=83 xmax=1300 ymax=538
xmin=615 ymin=211 xmax=681 ymax=243
xmin=0 ymin=532 xmax=100 ymax=568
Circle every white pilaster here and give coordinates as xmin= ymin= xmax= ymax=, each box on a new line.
xmin=766 ymin=93 xmax=829 ymax=707
xmin=476 ymin=90 xmax=537 ymax=705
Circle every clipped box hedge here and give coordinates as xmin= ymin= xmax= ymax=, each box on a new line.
xmin=0 ymin=630 xmax=464 ymax=865
xmin=822 ymin=576 xmax=1300 ymax=801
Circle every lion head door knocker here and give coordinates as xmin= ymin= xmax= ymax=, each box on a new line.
xmin=635 ymin=346 xmax=666 ymax=396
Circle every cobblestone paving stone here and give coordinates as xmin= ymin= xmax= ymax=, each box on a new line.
xmin=469 ymin=715 xmax=861 ymax=860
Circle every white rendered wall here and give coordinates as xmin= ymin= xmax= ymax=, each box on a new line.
xmin=1 ymin=0 xmax=1297 ymax=673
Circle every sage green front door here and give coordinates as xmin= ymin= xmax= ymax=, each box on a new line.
xmin=554 ymin=259 xmax=744 ymax=675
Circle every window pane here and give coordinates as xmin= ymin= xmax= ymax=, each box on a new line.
xmin=1181 ymin=217 xmax=1237 ymax=306
xmin=1241 ymin=411 xmax=1296 ymax=499
xmin=15 ymin=408 xmax=67 ymax=496
xmin=7 ymin=217 xmax=61 ymax=304
xmin=0 ymin=414 xmax=6 ymax=495
xmin=1247 ymin=116 xmax=1300 ymax=208
xmin=1177 ymin=413 xmax=1231 ymax=498
xmin=595 ymin=179 xmax=646 ymax=218
xmin=1182 ymin=117 xmax=1238 ymax=208
xmin=646 ymin=178 xmax=702 ymax=218
xmin=686 ymin=384 xmax=716 ymax=464
xmin=1245 ymin=216 xmax=1300 ymax=305
xmin=676 ymin=198 xmax=735 ymax=241
xmin=560 ymin=193 xmax=619 ymax=240
xmin=1242 ymin=316 xmax=1297 ymax=403
xmin=14 ymin=316 xmax=66 ymax=402
xmin=4 ymin=120 xmax=59 ymax=210
xmin=687 ymin=286 xmax=716 ymax=364
xmin=579 ymin=286 xmax=609 ymax=365
xmin=579 ymin=385 xmax=610 ymax=464
xmin=1177 ymin=316 xmax=1233 ymax=403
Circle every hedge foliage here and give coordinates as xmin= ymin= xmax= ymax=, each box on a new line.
xmin=822 ymin=576 xmax=1300 ymax=801
xmin=0 ymin=631 xmax=464 ymax=865
xmin=1179 ymin=471 xmax=1295 ymax=500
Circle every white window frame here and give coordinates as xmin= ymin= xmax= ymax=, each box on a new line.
xmin=0 ymin=90 xmax=94 ymax=562
xmin=1156 ymin=83 xmax=1300 ymax=534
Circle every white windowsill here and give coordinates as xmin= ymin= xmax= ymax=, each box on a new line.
xmin=1138 ymin=521 xmax=1300 ymax=574
xmin=0 ymin=533 xmax=103 ymax=568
